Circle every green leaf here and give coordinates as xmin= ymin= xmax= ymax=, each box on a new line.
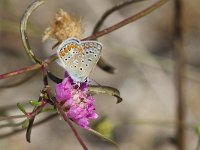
xmin=29 ymin=100 xmax=42 ymax=107
xmin=196 ymin=124 xmax=200 ymax=136
xmin=95 ymin=117 xmax=114 ymax=139
xmin=42 ymin=106 xmax=56 ymax=112
xmin=87 ymin=127 xmax=119 ymax=150
xmin=17 ymin=103 xmax=27 ymax=115
xmin=21 ymin=119 xmax=29 ymax=128
xmin=88 ymin=85 xmax=123 ymax=103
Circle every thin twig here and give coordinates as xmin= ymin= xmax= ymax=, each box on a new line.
xmin=84 ymin=0 xmax=168 ymax=40
xmin=55 ymin=101 xmax=88 ymax=150
xmin=0 ymin=114 xmax=57 ymax=139
xmin=173 ymin=0 xmax=186 ymax=150
xmin=0 ymin=115 xmax=26 ymax=121
xmin=0 ymin=71 xmax=38 ymax=89
xmin=46 ymin=87 xmax=88 ymax=150
xmin=92 ymin=0 xmax=146 ymax=35
xmin=26 ymin=65 xmax=49 ymax=143
xmin=0 ymin=0 xmax=168 ymax=80
xmin=93 ymin=0 xmax=145 ymax=73
xmin=0 ymin=63 xmax=41 ymax=79
xmin=20 ymin=0 xmax=44 ymax=64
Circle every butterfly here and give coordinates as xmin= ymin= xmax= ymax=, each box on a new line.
xmin=57 ymin=37 xmax=102 ymax=83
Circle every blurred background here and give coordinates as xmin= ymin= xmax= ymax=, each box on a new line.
xmin=0 ymin=0 xmax=200 ymax=149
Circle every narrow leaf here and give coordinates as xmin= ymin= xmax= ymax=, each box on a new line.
xmin=17 ymin=103 xmax=27 ymax=115
xmin=22 ymin=119 xmax=29 ymax=128
xmin=29 ymin=100 xmax=42 ymax=107
xmin=87 ymin=127 xmax=119 ymax=150
xmin=88 ymin=85 xmax=123 ymax=103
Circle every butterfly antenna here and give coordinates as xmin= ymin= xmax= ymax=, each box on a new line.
xmin=90 ymin=78 xmax=101 ymax=86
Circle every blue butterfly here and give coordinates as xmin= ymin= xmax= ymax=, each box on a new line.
xmin=57 ymin=37 xmax=102 ymax=83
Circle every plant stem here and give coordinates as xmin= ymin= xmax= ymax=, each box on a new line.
xmin=55 ymin=101 xmax=88 ymax=150
xmin=84 ymin=0 xmax=168 ymax=40
xmin=173 ymin=0 xmax=186 ymax=150
xmin=20 ymin=0 xmax=44 ymax=64
xmin=0 ymin=115 xmax=26 ymax=121
xmin=0 ymin=0 xmax=168 ymax=80
xmin=0 ymin=114 xmax=57 ymax=139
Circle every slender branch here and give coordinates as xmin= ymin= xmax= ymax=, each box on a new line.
xmin=0 ymin=121 xmax=25 ymax=129
xmin=46 ymin=87 xmax=88 ymax=150
xmin=0 ymin=114 xmax=57 ymax=139
xmin=26 ymin=100 xmax=47 ymax=143
xmin=55 ymin=100 xmax=88 ymax=150
xmin=93 ymin=0 xmax=144 ymax=73
xmin=173 ymin=0 xmax=186 ymax=150
xmin=92 ymin=0 xmax=146 ymax=35
xmin=20 ymin=0 xmax=44 ymax=64
xmin=0 ymin=53 xmax=57 ymax=80
xmin=84 ymin=0 xmax=168 ymax=40
xmin=0 ymin=115 xmax=26 ymax=121
xmin=0 ymin=71 xmax=38 ymax=89
xmin=0 ymin=63 xmax=41 ymax=79
xmin=0 ymin=0 xmax=168 ymax=80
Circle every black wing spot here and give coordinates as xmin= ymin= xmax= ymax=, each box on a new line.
xmin=80 ymin=67 xmax=83 ymax=71
xmin=88 ymin=58 xmax=92 ymax=61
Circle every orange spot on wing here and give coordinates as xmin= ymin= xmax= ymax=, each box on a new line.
xmin=64 ymin=47 xmax=69 ymax=53
xmin=77 ymin=46 xmax=82 ymax=52
xmin=60 ymin=51 xmax=65 ymax=56
xmin=71 ymin=44 xmax=75 ymax=49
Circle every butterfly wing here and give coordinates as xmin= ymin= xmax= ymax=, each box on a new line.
xmin=57 ymin=38 xmax=84 ymax=82
xmin=57 ymin=38 xmax=102 ymax=83
xmin=80 ymin=41 xmax=102 ymax=79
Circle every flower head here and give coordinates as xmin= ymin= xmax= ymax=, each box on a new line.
xmin=55 ymin=74 xmax=98 ymax=128
xmin=42 ymin=9 xmax=82 ymax=42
